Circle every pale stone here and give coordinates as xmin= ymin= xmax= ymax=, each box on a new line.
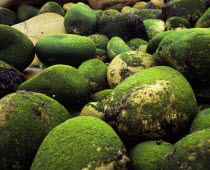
xmin=133 ymin=2 xmax=147 ymax=9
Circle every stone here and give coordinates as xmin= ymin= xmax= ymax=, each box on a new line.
xmin=195 ymin=7 xmax=210 ymax=28
xmin=0 ymin=7 xmax=17 ymax=25
xmin=165 ymin=16 xmax=191 ymax=30
xmin=133 ymin=2 xmax=147 ymax=9
xmin=17 ymin=4 xmax=39 ymax=22
xmin=38 ymin=1 xmax=65 ymax=16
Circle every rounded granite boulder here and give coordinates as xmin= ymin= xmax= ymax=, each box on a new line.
xmin=35 ymin=34 xmax=96 ymax=67
xmin=107 ymin=51 xmax=159 ymax=88
xmin=162 ymin=129 xmax=210 ymax=170
xmin=17 ymin=64 xmax=91 ymax=110
xmin=31 ymin=116 xmax=127 ymax=170
xmin=130 ymin=140 xmax=174 ymax=170
xmin=104 ymin=66 xmax=197 ymax=142
xmin=0 ymin=24 xmax=35 ymax=71
xmin=64 ymin=3 xmax=97 ymax=35
xmin=0 ymin=91 xmax=71 ymax=169
xmin=0 ymin=60 xmax=25 ymax=98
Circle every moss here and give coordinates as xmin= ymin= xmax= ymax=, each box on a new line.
xmin=95 ymin=48 xmax=109 ymax=62
xmin=78 ymin=59 xmax=108 ymax=93
xmin=64 ymin=4 xmax=97 ymax=35
xmin=31 ymin=116 xmax=127 ymax=170
xmin=0 ymin=24 xmax=34 ymax=71
xmin=156 ymin=28 xmax=210 ymax=86
xmin=17 ymin=64 xmax=91 ymax=110
xmin=80 ymin=101 xmax=105 ymax=119
xmin=162 ymin=0 xmax=206 ymax=25
xmin=0 ymin=7 xmax=17 ymax=26
xmin=143 ymin=19 xmax=166 ymax=40
xmin=162 ymin=129 xmax=210 ymax=169
xmin=98 ymin=11 xmax=148 ymax=42
xmin=35 ymin=34 xmax=96 ymax=67
xmin=127 ymin=38 xmax=149 ymax=50
xmin=88 ymin=34 xmax=109 ymax=50
xmin=107 ymin=36 xmax=132 ymax=60
xmin=0 ymin=60 xmax=25 ymax=98
xmin=104 ymin=66 xmax=197 ymax=142
xmin=134 ymin=9 xmax=162 ymax=20
xmin=38 ymin=1 xmax=65 ymax=16
xmin=17 ymin=4 xmax=39 ymax=22
xmin=165 ymin=16 xmax=191 ymax=30
xmin=195 ymin=7 xmax=210 ymax=28
xmin=130 ymin=140 xmax=174 ymax=170
xmin=143 ymin=2 xmax=158 ymax=9
xmin=0 ymin=91 xmax=70 ymax=169
xmin=146 ymin=30 xmax=176 ymax=54
xmin=107 ymin=51 xmax=159 ymax=88
xmin=90 ymin=89 xmax=113 ymax=103
xmin=190 ymin=108 xmax=210 ymax=133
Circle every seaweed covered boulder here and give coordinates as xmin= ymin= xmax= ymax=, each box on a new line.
xmin=190 ymin=108 xmax=210 ymax=133
xmin=0 ymin=24 xmax=34 ymax=71
xmin=18 ymin=65 xmax=91 ymax=110
xmin=17 ymin=5 xmax=39 ymax=22
xmin=107 ymin=51 xmax=158 ymax=88
xmin=162 ymin=129 xmax=210 ymax=170
xmin=162 ymin=0 xmax=207 ymax=25
xmin=98 ymin=11 xmax=148 ymax=42
xmin=133 ymin=9 xmax=162 ymax=20
xmin=0 ymin=60 xmax=25 ymax=98
xmin=90 ymin=89 xmax=113 ymax=103
xmin=38 ymin=1 xmax=65 ymax=16
xmin=88 ymin=34 xmax=109 ymax=50
xmin=130 ymin=140 xmax=174 ymax=170
xmin=0 ymin=7 xmax=17 ymax=26
xmin=156 ymin=28 xmax=210 ymax=90
xmin=127 ymin=38 xmax=149 ymax=51
xmin=78 ymin=59 xmax=108 ymax=92
xmin=31 ymin=116 xmax=127 ymax=169
xmin=35 ymin=34 xmax=96 ymax=67
xmin=0 ymin=91 xmax=71 ymax=170
xmin=104 ymin=66 xmax=197 ymax=142
xmin=195 ymin=7 xmax=210 ymax=28
xmin=165 ymin=16 xmax=191 ymax=30
xmin=64 ymin=3 xmax=97 ymax=35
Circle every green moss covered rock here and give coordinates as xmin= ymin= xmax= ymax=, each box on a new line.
xmin=31 ymin=116 xmax=127 ymax=170
xmin=17 ymin=4 xmax=39 ymax=22
xmin=38 ymin=1 xmax=65 ymax=16
xmin=0 ymin=91 xmax=70 ymax=169
xmin=156 ymin=28 xmax=210 ymax=87
xmin=143 ymin=19 xmax=166 ymax=40
xmin=0 ymin=60 xmax=25 ymax=98
xmin=0 ymin=24 xmax=34 ymax=71
xmin=190 ymin=108 xmax=210 ymax=133
xmin=35 ymin=34 xmax=96 ymax=67
xmin=95 ymin=48 xmax=109 ymax=62
xmin=162 ymin=129 xmax=210 ymax=170
xmin=146 ymin=30 xmax=176 ymax=54
xmin=98 ymin=11 xmax=148 ymax=42
xmin=0 ymin=7 xmax=17 ymax=26
xmin=162 ymin=0 xmax=207 ymax=25
xmin=195 ymin=7 xmax=210 ymax=28
xmin=18 ymin=64 xmax=91 ymax=110
xmin=88 ymin=34 xmax=109 ymax=50
xmin=64 ymin=3 xmax=97 ymax=35
xmin=127 ymin=38 xmax=149 ymax=51
xmin=104 ymin=66 xmax=197 ymax=142
xmin=90 ymin=89 xmax=113 ymax=104
xmin=134 ymin=9 xmax=162 ymax=20
xmin=107 ymin=36 xmax=132 ymax=61
xmin=107 ymin=51 xmax=159 ymax=88
xmin=80 ymin=101 xmax=105 ymax=119
xmin=78 ymin=59 xmax=108 ymax=92
xmin=130 ymin=140 xmax=174 ymax=170
xmin=165 ymin=16 xmax=191 ymax=30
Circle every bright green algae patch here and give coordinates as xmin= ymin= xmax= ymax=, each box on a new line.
xmin=130 ymin=140 xmax=174 ymax=170
xmin=17 ymin=64 xmax=91 ymax=110
xmin=35 ymin=34 xmax=96 ymax=67
xmin=104 ymin=66 xmax=197 ymax=142
xmin=0 ymin=24 xmax=34 ymax=71
xmin=0 ymin=91 xmax=71 ymax=169
xmin=190 ymin=108 xmax=210 ymax=133
xmin=162 ymin=129 xmax=210 ymax=170
xmin=31 ymin=116 xmax=127 ymax=170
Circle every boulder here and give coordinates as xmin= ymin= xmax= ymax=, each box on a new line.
xmin=0 ymin=7 xmax=17 ymax=25
xmin=165 ymin=16 xmax=191 ymax=30
xmin=17 ymin=4 xmax=39 ymax=22
xmin=38 ymin=1 xmax=65 ymax=16
xmin=195 ymin=7 xmax=210 ymax=28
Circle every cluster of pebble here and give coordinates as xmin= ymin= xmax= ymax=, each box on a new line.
xmin=0 ymin=0 xmax=210 ymax=169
